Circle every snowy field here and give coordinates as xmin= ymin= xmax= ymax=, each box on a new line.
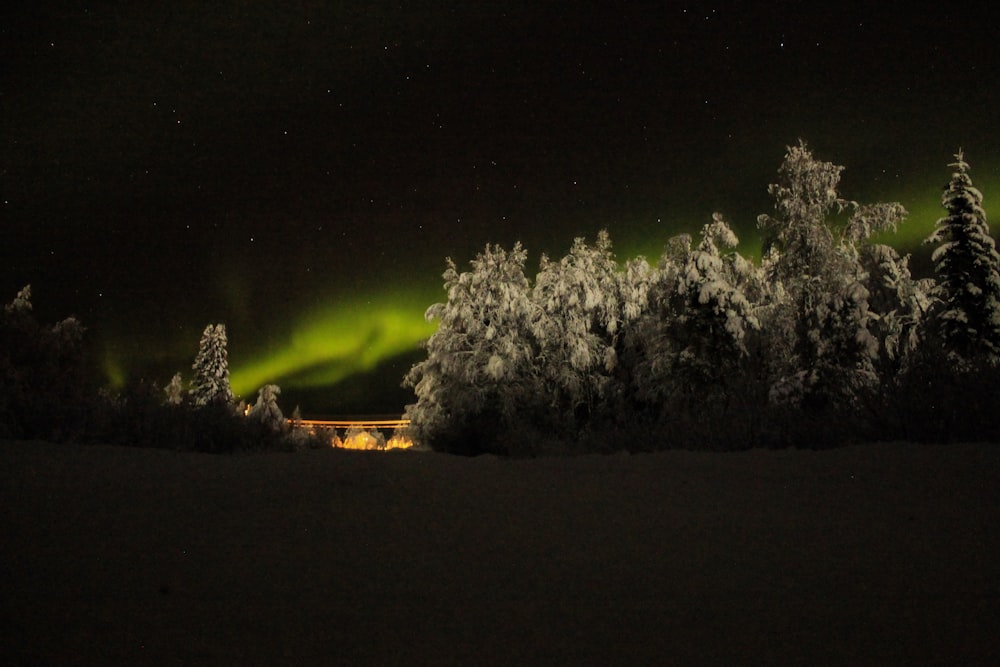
xmin=2 ymin=439 xmax=999 ymax=665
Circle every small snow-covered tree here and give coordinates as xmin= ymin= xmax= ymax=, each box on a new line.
xmin=190 ymin=323 xmax=234 ymax=407
xmin=924 ymin=150 xmax=1000 ymax=366
xmin=5 ymin=284 xmax=32 ymax=315
xmin=164 ymin=372 xmax=185 ymax=405
xmin=404 ymin=243 xmax=542 ymax=454
xmin=248 ymin=384 xmax=285 ymax=432
xmin=284 ymin=405 xmax=315 ymax=450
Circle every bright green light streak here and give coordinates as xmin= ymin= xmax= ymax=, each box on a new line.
xmin=228 ymin=293 xmax=437 ymax=398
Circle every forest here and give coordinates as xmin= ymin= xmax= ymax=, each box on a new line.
xmin=3 ymin=142 xmax=1000 ymax=455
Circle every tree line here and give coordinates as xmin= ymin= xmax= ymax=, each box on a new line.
xmin=0 ymin=293 xmax=319 ymax=451
xmin=402 ymin=143 xmax=1000 ymax=454
xmin=3 ymin=142 xmax=999 ymax=454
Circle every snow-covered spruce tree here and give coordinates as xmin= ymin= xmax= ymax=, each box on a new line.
xmin=757 ymin=141 xmax=908 ymax=415
xmin=284 ymin=405 xmax=317 ymax=450
xmin=629 ymin=215 xmax=761 ymax=446
xmin=190 ymin=323 xmax=235 ymax=407
xmin=248 ymin=384 xmax=285 ymax=433
xmin=531 ymin=230 xmax=626 ymax=436
xmin=924 ymin=150 xmax=1000 ymax=366
xmin=403 ymin=243 xmax=542 ymax=454
xmin=164 ymin=372 xmax=185 ymax=405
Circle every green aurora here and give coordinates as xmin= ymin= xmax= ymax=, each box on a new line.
xmin=101 ymin=290 xmax=439 ymax=407
xmin=228 ymin=293 xmax=438 ymax=398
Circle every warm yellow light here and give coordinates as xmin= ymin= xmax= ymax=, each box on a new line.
xmin=330 ymin=429 xmax=413 ymax=451
xmin=340 ymin=430 xmax=379 ymax=450
xmin=294 ymin=419 xmax=412 ymax=451
xmin=385 ymin=435 xmax=414 ymax=450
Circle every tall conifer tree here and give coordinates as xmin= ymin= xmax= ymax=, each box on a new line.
xmin=925 ymin=151 xmax=1000 ymax=365
xmin=190 ymin=323 xmax=234 ymax=406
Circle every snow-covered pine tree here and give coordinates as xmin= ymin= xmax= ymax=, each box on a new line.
xmin=190 ymin=323 xmax=235 ymax=407
xmin=164 ymin=372 xmax=185 ymax=405
xmin=248 ymin=384 xmax=285 ymax=432
xmin=924 ymin=150 xmax=1000 ymax=366
xmin=403 ymin=243 xmax=542 ymax=454
xmin=675 ymin=214 xmax=759 ymax=379
xmin=631 ymin=215 xmax=759 ymax=426
xmin=531 ymin=230 xmax=623 ymax=433
xmin=756 ymin=142 xmax=908 ymax=411
xmin=284 ymin=405 xmax=315 ymax=450
xmin=757 ymin=141 xmax=846 ymax=287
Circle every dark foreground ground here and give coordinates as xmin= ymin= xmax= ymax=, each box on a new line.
xmin=2 ymin=439 xmax=999 ymax=665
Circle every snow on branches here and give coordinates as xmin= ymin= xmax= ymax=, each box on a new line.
xmin=533 ymin=230 xmax=624 ymax=429
xmin=403 ymin=144 xmax=997 ymax=452
xmin=925 ymin=150 xmax=1000 ymax=366
xmin=190 ymin=323 xmax=235 ymax=407
xmin=629 ymin=214 xmax=759 ymax=412
xmin=248 ymin=384 xmax=285 ymax=432
xmin=756 ymin=141 xmax=919 ymax=409
xmin=404 ymin=243 xmax=542 ymax=451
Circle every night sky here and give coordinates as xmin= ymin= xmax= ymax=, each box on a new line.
xmin=4 ymin=2 xmax=1000 ymax=414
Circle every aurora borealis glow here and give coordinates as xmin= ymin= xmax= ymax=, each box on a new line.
xmin=227 ymin=293 xmax=438 ymax=398
xmin=5 ymin=3 xmax=1000 ymax=413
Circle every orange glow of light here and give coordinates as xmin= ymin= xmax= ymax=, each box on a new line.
xmin=332 ymin=429 xmax=413 ymax=450
xmin=340 ymin=430 xmax=379 ymax=450
xmin=293 ymin=419 xmax=413 ymax=451
xmin=385 ymin=435 xmax=414 ymax=450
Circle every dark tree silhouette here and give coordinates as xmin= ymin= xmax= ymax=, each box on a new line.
xmin=0 ymin=285 xmax=93 ymax=440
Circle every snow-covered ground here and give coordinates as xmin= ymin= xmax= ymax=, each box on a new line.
xmin=2 ymin=439 xmax=999 ymax=664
